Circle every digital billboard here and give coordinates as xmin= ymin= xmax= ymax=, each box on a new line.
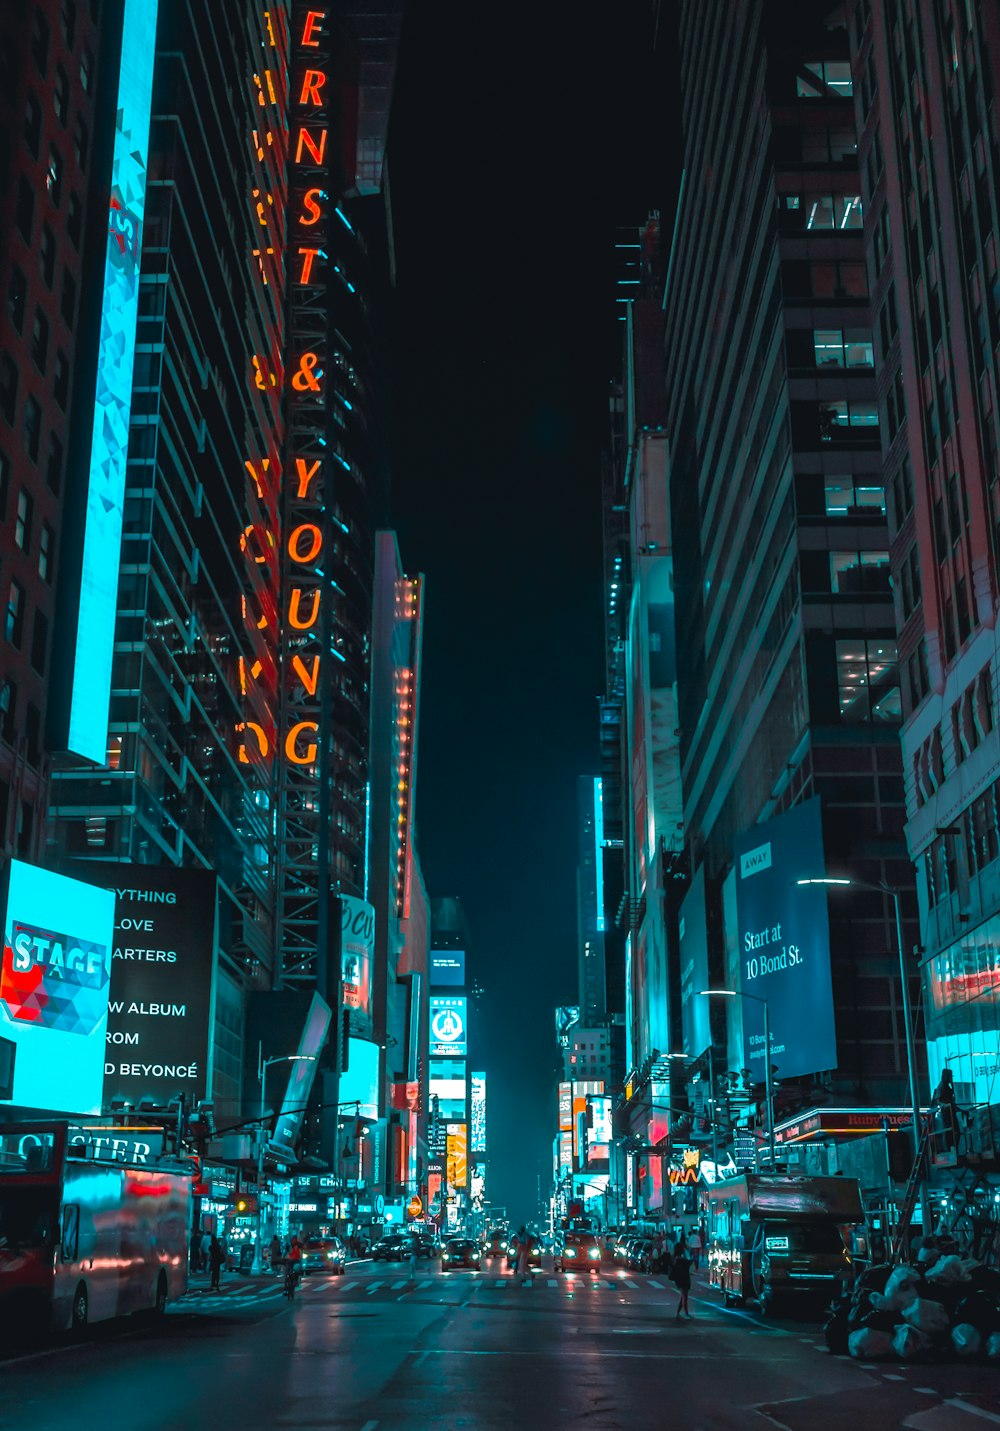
xmin=558 ymin=1081 xmax=573 ymax=1132
xmin=81 ymin=864 xmax=218 ymax=1108
xmin=339 ymin=1036 xmax=380 ymax=1121
xmin=555 ymin=1005 xmax=580 ymax=1048
xmin=268 ymin=992 xmax=331 ymax=1159
xmin=586 ymin=1094 xmax=612 ymax=1164
xmin=679 ymin=865 xmax=712 ymax=1058
xmin=66 ymin=0 xmax=159 ymax=762
xmin=571 ymin=1079 xmax=604 ymax=1163
xmin=471 ymin=1072 xmax=486 ymax=1153
xmin=1 ymin=861 xmax=115 ymax=1115
xmin=430 ymin=996 xmax=466 ymax=1057
xmin=340 ymin=895 xmax=374 ymax=1038
xmin=559 ymin=1131 xmax=573 ymax=1172
xmin=446 ymin=1123 xmax=467 ymax=1191
xmin=733 ymin=797 xmax=837 ymax=1082
xmin=430 ymin=949 xmax=465 ymax=987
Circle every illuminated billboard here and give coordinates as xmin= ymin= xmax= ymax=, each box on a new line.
xmin=571 ymin=1079 xmax=604 ymax=1164
xmin=430 ymin=949 xmax=465 ymax=987
xmin=340 ymin=895 xmax=374 ymax=1038
xmin=1 ymin=861 xmax=115 ymax=1114
xmin=558 ymin=1081 xmax=573 ymax=1132
xmin=79 ymin=864 xmax=218 ymax=1108
xmin=586 ymin=1094 xmax=612 ymax=1164
xmin=430 ymin=996 xmax=466 ymax=1057
xmin=471 ymin=1073 xmax=486 ymax=1154
xmin=339 ymin=1036 xmax=381 ymax=1122
xmin=268 ymin=992 xmax=331 ymax=1159
xmin=555 ymin=1005 xmax=580 ymax=1048
xmin=679 ymin=866 xmax=712 ymax=1058
xmin=733 ymin=797 xmax=837 ymax=1082
xmin=559 ymin=1131 xmax=573 ymax=1172
xmin=446 ymin=1123 xmax=467 ymax=1191
xmin=66 ymin=0 xmax=159 ymax=762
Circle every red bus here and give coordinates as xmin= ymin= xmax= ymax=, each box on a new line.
xmin=0 ymin=1122 xmax=192 ymax=1334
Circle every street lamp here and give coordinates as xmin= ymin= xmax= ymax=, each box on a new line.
xmin=250 ymin=1048 xmax=317 ymax=1274
xmin=796 ymin=875 xmax=929 ymax=1230
xmin=699 ymin=990 xmax=775 ymax=1169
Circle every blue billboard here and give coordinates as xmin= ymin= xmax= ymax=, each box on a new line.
xmin=430 ymin=996 xmax=466 ymax=1057
xmin=430 ymin=950 xmax=465 ymax=987
xmin=67 ymin=0 xmax=159 ymax=761
xmin=679 ymin=866 xmax=712 ymax=1058
xmin=732 ymin=797 xmax=837 ymax=1081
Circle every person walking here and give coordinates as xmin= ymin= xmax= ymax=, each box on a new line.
xmin=189 ymin=1230 xmax=202 ymax=1274
xmin=408 ymin=1237 xmax=419 ymax=1280
xmin=670 ymin=1238 xmax=693 ymax=1320
xmin=269 ymin=1234 xmax=283 ymax=1273
xmin=515 ymin=1225 xmax=531 ymax=1285
xmin=209 ymin=1235 xmax=225 ymax=1291
xmin=687 ymin=1224 xmax=702 ymax=1271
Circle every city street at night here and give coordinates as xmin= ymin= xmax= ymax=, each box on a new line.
xmin=3 ymin=1265 xmax=1000 ymax=1431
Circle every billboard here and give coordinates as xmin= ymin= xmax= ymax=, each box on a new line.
xmin=1 ymin=860 xmax=115 ymax=1115
xmin=471 ymin=1073 xmax=486 ymax=1154
xmin=571 ymin=1079 xmax=604 ymax=1164
xmin=558 ymin=1081 xmax=573 ymax=1132
xmin=340 ymin=895 xmax=374 ymax=1038
xmin=80 ymin=865 xmax=218 ymax=1108
xmin=430 ymin=949 xmax=465 ymax=987
xmin=679 ymin=865 xmax=712 ymax=1058
xmin=339 ymin=1036 xmax=380 ymax=1121
xmin=558 ymin=1131 xmax=573 ymax=1172
xmin=268 ymin=991 xmax=331 ymax=1159
xmin=555 ymin=1005 xmax=580 ymax=1048
xmin=732 ymin=797 xmax=837 ymax=1082
xmin=446 ymin=1123 xmax=467 ymax=1191
xmin=587 ymin=1094 xmax=612 ymax=1164
xmin=65 ymin=0 xmax=159 ymax=762
xmin=430 ymin=996 xmax=466 ymax=1057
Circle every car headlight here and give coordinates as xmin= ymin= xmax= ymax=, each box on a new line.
xmin=565 ymin=1248 xmax=576 ymax=1258
xmin=531 ymin=1247 xmax=540 ymax=1256
xmin=589 ymin=1248 xmax=600 ymax=1259
xmin=443 ymin=1254 xmax=450 ymax=1261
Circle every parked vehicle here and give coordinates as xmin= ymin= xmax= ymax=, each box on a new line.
xmin=627 ymin=1239 xmax=655 ymax=1273
xmin=554 ymin=1231 xmax=603 ymax=1273
xmin=706 ymin=1173 xmax=864 ymax=1315
xmin=0 ymin=1121 xmax=192 ymax=1334
xmin=301 ymin=1236 xmax=346 ymax=1275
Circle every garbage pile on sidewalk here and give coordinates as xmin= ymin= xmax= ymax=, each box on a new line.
xmin=825 ymin=1240 xmax=1000 ymax=1362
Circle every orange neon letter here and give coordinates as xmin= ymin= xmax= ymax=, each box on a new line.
xmin=289 ymin=524 xmax=322 ymax=564
xmin=285 ymin=721 xmax=319 ymax=765
xmin=300 ymin=69 xmax=326 ymax=106
xmin=240 ymin=524 xmax=269 ymax=564
xmin=288 ymin=587 xmax=321 ymax=629
xmin=295 ymin=127 xmax=327 ymax=164
xmin=237 ymin=721 xmax=270 ymax=763
xmin=245 ymin=457 xmax=272 ymax=497
xmin=300 ymin=187 xmax=323 ymax=226
xmin=291 ymin=654 xmax=321 ymax=696
xmin=298 ymin=247 xmax=320 ymax=285
xmin=301 ymin=9 xmax=324 ymax=45
xmin=295 ymin=457 xmax=321 ymax=499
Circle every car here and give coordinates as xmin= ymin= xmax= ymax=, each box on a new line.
xmin=554 ymin=1231 xmax=603 ymax=1274
xmin=504 ymin=1234 xmax=542 ymax=1269
xmin=300 ymin=1236 xmax=346 ymax=1275
xmin=627 ymin=1239 xmax=655 ymax=1274
xmin=441 ymin=1238 xmax=481 ymax=1271
xmin=409 ymin=1232 xmax=438 ymax=1259
xmin=483 ymin=1229 xmax=508 ymax=1258
xmin=613 ymin=1235 xmax=636 ymax=1266
xmin=371 ymin=1234 xmax=412 ymax=1262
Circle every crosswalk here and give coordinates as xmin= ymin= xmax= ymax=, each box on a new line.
xmin=331 ymin=1274 xmax=666 ymax=1294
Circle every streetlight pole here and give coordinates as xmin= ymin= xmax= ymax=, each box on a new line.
xmin=250 ymin=1048 xmax=317 ymax=1275
xmin=698 ymin=990 xmax=775 ymax=1170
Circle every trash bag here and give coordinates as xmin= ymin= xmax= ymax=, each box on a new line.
xmin=951 ymin=1324 xmax=982 ymax=1359
xmin=892 ymin=1323 xmax=932 ymax=1360
xmin=869 ymin=1291 xmax=899 ymax=1313
xmin=967 ymin=1266 xmax=1000 ymax=1300
xmin=986 ymin=1331 xmax=1000 ymax=1362
xmin=885 ymin=1266 xmax=922 ymax=1305
xmin=925 ymin=1255 xmax=971 ymax=1285
xmin=953 ymin=1293 xmax=998 ymax=1333
xmin=856 ymin=1308 xmax=897 ymax=1334
xmin=849 ymin=1327 xmax=893 ymax=1360
xmin=901 ymin=1297 xmax=950 ymax=1335
xmin=854 ymin=1263 xmax=892 ymax=1296
xmin=824 ymin=1301 xmax=851 ymax=1355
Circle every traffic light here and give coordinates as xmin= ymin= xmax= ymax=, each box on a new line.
xmin=232 ymin=1193 xmax=259 ymax=1215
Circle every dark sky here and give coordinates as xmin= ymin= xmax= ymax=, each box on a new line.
xmin=387 ymin=2 xmax=676 ymax=1221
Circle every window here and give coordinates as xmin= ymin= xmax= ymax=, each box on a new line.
xmin=80 ymin=47 xmax=93 ymax=93
xmin=813 ymin=329 xmax=875 ymax=367
xmin=797 ymin=60 xmax=854 ymax=98
xmin=24 ymin=395 xmax=41 ymax=462
xmin=824 ymin=476 xmax=886 ymax=516
xmin=67 ymin=192 xmax=82 ymax=248
xmin=60 ymin=0 xmax=77 ymax=47
xmin=30 ymin=610 xmax=48 ymax=676
xmin=46 ymin=146 xmax=63 ymax=205
xmin=0 ymin=678 xmax=16 ymax=742
xmin=54 ymin=65 xmax=69 ymax=124
xmin=46 ymin=432 xmax=63 ymax=493
xmin=15 ymin=490 xmax=33 ymax=551
xmin=7 ymin=266 xmax=27 ymax=333
xmin=40 ymin=225 xmax=56 ymax=287
xmin=811 ymin=260 xmax=867 ymax=298
xmin=24 ymin=707 xmax=40 ymax=768
xmin=60 ymin=268 xmax=76 ymax=326
xmin=5 ymin=580 xmax=25 ymax=646
xmin=31 ymin=11 xmax=50 ymax=72
xmin=54 ymin=351 xmax=69 ymax=409
xmin=821 ymin=399 xmax=880 ymax=437
xmin=31 ymin=308 xmax=50 ymax=372
xmin=837 ymin=639 xmax=900 ymax=723
xmin=72 ymin=115 xmax=88 ymax=169
xmin=15 ymin=177 xmax=34 ymax=242
xmin=16 ymin=798 xmax=33 ymax=852
xmin=830 ymin=550 xmax=890 ymax=594
xmin=0 ymin=449 xmax=8 ymax=518
xmin=0 ymin=357 xmax=17 ymax=425
xmin=24 ymin=91 xmax=41 ymax=156
xmin=38 ymin=523 xmax=54 ymax=582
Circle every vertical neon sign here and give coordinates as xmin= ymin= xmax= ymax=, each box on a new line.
xmin=66 ymin=0 xmax=159 ymax=763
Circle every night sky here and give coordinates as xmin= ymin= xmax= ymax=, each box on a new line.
xmin=388 ymin=2 xmax=677 ymax=1220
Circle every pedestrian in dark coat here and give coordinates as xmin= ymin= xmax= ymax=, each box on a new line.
xmin=670 ymin=1238 xmax=692 ymax=1320
xmin=209 ymin=1235 xmax=225 ymax=1290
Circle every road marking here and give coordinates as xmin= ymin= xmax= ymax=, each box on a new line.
xmin=494 ymin=1278 xmax=507 ymax=1288
xmin=648 ymin=1279 xmax=664 ymax=1289
xmin=389 ymin=1280 xmax=407 ymax=1290
xmin=624 ymin=1279 xmax=639 ymax=1288
xmin=419 ymin=1279 xmax=434 ymax=1289
xmin=360 ymin=1421 xmax=379 ymax=1431
xmin=366 ymin=1282 xmax=384 ymax=1294
xmin=547 ymin=1279 xmax=559 ymax=1288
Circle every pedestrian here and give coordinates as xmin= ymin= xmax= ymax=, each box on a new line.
xmin=269 ymin=1234 xmax=283 ymax=1272
xmin=189 ymin=1230 xmax=202 ymax=1273
xmin=408 ymin=1238 xmax=418 ymax=1280
xmin=670 ymin=1238 xmax=692 ymax=1320
xmin=687 ymin=1224 xmax=702 ymax=1271
xmin=209 ymin=1235 xmax=225 ymax=1291
xmin=515 ymin=1224 xmax=531 ymax=1285
xmin=200 ymin=1228 xmax=212 ymax=1268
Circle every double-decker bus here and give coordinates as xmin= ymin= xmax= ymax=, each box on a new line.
xmin=0 ymin=1121 xmax=192 ymax=1334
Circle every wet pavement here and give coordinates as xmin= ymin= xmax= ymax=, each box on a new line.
xmin=2 ymin=1262 xmax=999 ymax=1429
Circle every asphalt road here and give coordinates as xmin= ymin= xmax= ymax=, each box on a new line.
xmin=2 ymin=1261 xmax=999 ymax=1431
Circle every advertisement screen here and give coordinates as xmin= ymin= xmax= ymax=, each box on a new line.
xmin=339 ymin=1036 xmax=380 ymax=1121
xmin=446 ymin=1123 xmax=467 ymax=1191
xmin=340 ymin=895 xmax=374 ymax=1038
xmin=80 ymin=864 xmax=218 ymax=1108
xmin=587 ymin=1094 xmax=612 ymax=1164
xmin=558 ymin=1081 xmax=572 ymax=1132
xmin=559 ymin=1131 xmax=573 ymax=1172
xmin=733 ymin=797 xmax=837 ymax=1081
xmin=471 ymin=1072 xmax=486 ymax=1153
xmin=471 ymin=1161 xmax=486 ymax=1203
xmin=679 ymin=866 xmax=712 ymax=1058
xmin=571 ymin=1079 xmax=604 ymax=1163
xmin=555 ymin=1005 xmax=580 ymax=1048
xmin=1 ymin=861 xmax=115 ymax=1115
xmin=430 ymin=949 xmax=465 ymax=987
xmin=430 ymin=996 xmax=466 ymax=1057
xmin=269 ymin=992 xmax=331 ymax=1159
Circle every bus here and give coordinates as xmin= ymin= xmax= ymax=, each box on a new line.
xmin=0 ymin=1121 xmax=192 ymax=1334
xmin=706 ymin=1173 xmax=864 ymax=1315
